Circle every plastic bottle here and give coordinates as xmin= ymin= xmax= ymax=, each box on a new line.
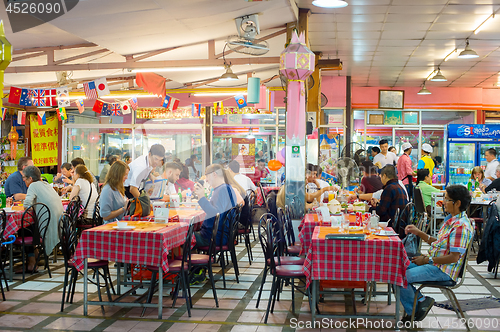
xmin=369 ymin=211 xmax=379 ymax=231
xmin=0 ymin=187 xmax=5 ymax=209
xmin=178 ymin=188 xmax=182 ymax=203
xmin=312 ymin=198 xmax=319 ymax=209
xmin=186 ymin=188 xmax=192 ymax=203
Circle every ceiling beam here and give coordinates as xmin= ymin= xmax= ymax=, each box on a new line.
xmin=13 ymin=42 xmax=98 ymax=55
xmin=208 ymin=40 xmax=215 ymax=60
xmin=11 ymin=51 xmax=45 ymax=62
xmin=53 ymin=48 xmax=111 ymax=65
xmin=5 ymin=57 xmax=280 ymax=73
xmin=132 ymin=47 xmax=179 ymax=62
xmin=214 ymin=28 xmax=287 ymax=59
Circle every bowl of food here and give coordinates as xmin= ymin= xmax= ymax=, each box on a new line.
xmin=378 ymin=221 xmax=388 ymax=230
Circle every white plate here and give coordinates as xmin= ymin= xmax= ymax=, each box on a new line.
xmin=2 ymin=207 xmax=15 ymax=213
xmin=375 ymin=230 xmax=398 ymax=236
xmin=112 ymin=226 xmax=136 ymax=231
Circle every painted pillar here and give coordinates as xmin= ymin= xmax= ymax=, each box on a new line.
xmin=0 ymin=21 xmax=12 ymax=112
xmin=280 ymin=31 xmax=315 ymax=219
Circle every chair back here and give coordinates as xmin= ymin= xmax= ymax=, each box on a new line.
xmin=58 ymin=213 xmax=78 ymax=264
xmin=395 ymin=202 xmax=416 ymax=239
xmin=229 ymin=205 xmax=242 ymax=251
xmin=284 ymin=205 xmax=297 ymax=246
xmin=179 ymin=222 xmax=195 ymax=271
xmin=258 ymin=213 xmax=276 ymax=268
xmin=452 ymin=238 xmax=474 ymax=289
xmin=217 ymin=205 xmax=237 ymax=246
xmin=0 ymin=209 xmax=7 ymax=242
xmin=66 ymin=196 xmax=83 ymax=223
xmin=207 ymin=214 xmax=221 ymax=259
xmin=266 ymin=191 xmax=278 ymax=217
xmin=239 ymin=192 xmax=253 ymax=228
xmin=413 ymin=186 xmax=426 ymax=215
xmin=92 ymin=195 xmax=103 ymax=227
xmin=21 ymin=203 xmax=51 ymax=247
xmin=258 ymin=183 xmax=268 ymax=209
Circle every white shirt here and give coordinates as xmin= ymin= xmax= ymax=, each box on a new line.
xmin=165 ymin=182 xmax=177 ymax=196
xmin=74 ymin=178 xmax=98 ymax=218
xmin=124 ymin=154 xmax=153 ymax=189
xmin=373 ymin=180 xmax=409 ymax=201
xmin=373 ymin=151 xmax=398 ymax=168
xmin=485 ymin=159 xmax=499 ymax=180
xmin=234 ymin=173 xmax=256 ymax=196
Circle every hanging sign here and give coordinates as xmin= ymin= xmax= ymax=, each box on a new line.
xmin=328 ymin=114 xmax=343 ymax=125
xmin=30 ymin=114 xmax=58 ymax=166
xmin=231 ymin=137 xmax=255 ymax=174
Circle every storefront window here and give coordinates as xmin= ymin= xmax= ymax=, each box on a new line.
xmin=66 ymin=127 xmax=133 ymax=181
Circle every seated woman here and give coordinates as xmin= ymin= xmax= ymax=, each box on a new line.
xmin=401 ymin=185 xmax=473 ymax=322
xmin=193 ymin=164 xmax=238 ymax=248
xmin=22 ymin=166 xmax=64 ymax=272
xmin=415 ymin=168 xmax=441 ymax=215
xmin=470 ymin=166 xmax=488 ymax=192
xmin=174 ymin=163 xmax=196 ymax=193
xmin=99 ymin=160 xmax=130 ymax=224
xmin=69 ymin=164 xmax=99 ymax=223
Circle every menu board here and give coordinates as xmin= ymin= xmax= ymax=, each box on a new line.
xmin=231 ymin=137 xmax=255 ymax=174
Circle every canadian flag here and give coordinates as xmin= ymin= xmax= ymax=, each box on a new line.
xmin=94 ymin=77 xmax=110 ymax=97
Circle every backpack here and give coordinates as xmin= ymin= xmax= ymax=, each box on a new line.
xmin=402 ymin=233 xmax=419 ymax=258
xmin=128 ymin=191 xmax=151 ymax=217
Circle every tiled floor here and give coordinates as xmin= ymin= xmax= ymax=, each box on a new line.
xmin=1 ymin=238 xmax=500 ymax=331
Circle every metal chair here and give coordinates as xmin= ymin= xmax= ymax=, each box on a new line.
xmin=395 ymin=202 xmax=416 ymax=239
xmin=13 ymin=203 xmax=51 ymax=283
xmin=258 ymin=182 xmax=268 ymax=210
xmin=58 ymin=213 xmax=115 ymax=312
xmin=410 ymin=240 xmax=473 ymax=329
xmin=238 ymin=191 xmax=255 ymax=263
xmin=0 ymin=209 xmax=11 ymax=300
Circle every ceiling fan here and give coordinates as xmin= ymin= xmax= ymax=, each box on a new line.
xmin=226 ymin=14 xmax=270 ymax=56
xmin=56 ymin=71 xmax=78 ymax=89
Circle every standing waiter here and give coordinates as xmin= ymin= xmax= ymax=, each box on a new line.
xmin=124 ymin=144 xmax=165 ymax=199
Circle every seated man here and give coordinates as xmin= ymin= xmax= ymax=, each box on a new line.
xmin=370 ymin=165 xmax=408 ymax=226
xmin=357 ymin=161 xmax=383 ymax=194
xmin=5 ymin=156 xmax=33 ymax=201
xmin=53 ymin=162 xmax=74 ymax=186
xmin=485 ymin=165 xmax=500 ymax=192
xmin=401 ymin=185 xmax=473 ymax=322
xmin=193 ymin=164 xmax=237 ymax=248
xmin=252 ymin=159 xmax=269 ymax=184
xmin=227 ymin=160 xmax=256 ymax=196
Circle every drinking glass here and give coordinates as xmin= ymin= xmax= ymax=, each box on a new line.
xmin=342 ymin=214 xmax=350 ymax=233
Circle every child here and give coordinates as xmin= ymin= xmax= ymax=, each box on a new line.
xmin=471 ymin=166 xmax=488 ymax=192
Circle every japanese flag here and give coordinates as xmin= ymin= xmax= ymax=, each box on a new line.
xmin=120 ymin=101 xmax=131 ymax=114
xmin=94 ymin=77 xmax=110 ymax=97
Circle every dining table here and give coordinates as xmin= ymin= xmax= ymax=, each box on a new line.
xmin=303 ymin=225 xmax=410 ymax=322
xmin=71 ymin=209 xmax=206 ymax=319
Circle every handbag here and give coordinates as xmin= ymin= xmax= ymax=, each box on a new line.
xmin=128 ymin=190 xmax=152 ymax=217
xmin=76 ymin=182 xmax=94 ymax=225
xmin=402 ymin=233 xmax=419 ymax=258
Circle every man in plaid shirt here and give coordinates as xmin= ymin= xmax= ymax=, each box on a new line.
xmin=371 ymin=165 xmax=408 ymax=227
xmin=401 ymin=185 xmax=473 ymax=322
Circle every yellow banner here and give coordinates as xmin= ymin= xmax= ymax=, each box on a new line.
xmin=30 ymin=114 xmax=58 ymax=166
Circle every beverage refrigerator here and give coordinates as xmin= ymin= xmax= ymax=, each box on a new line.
xmin=446 ymin=124 xmax=500 ymax=186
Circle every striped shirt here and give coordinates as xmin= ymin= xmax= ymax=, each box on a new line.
xmin=428 ymin=211 xmax=474 ymax=281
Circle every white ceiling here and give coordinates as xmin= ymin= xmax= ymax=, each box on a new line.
xmin=3 ymin=0 xmax=500 ymax=90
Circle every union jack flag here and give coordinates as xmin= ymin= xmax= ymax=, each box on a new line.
xmin=32 ymin=89 xmax=45 ymax=106
xmin=109 ymin=103 xmax=122 ymax=116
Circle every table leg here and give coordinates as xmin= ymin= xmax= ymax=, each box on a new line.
xmin=117 ymin=263 xmax=121 ymax=295
xmin=311 ymin=280 xmax=317 ymax=322
xmin=83 ymin=258 xmax=88 ymax=316
xmin=394 ymin=284 xmax=400 ymax=323
xmin=158 ymin=266 xmax=163 ymax=319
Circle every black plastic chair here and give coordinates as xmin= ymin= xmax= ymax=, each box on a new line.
xmin=255 ymin=213 xmax=304 ymax=308
xmin=261 ymin=215 xmax=308 ymax=323
xmin=58 ymin=213 xmax=115 ymax=313
xmin=238 ymin=191 xmax=256 ymax=264
xmin=395 ymin=202 xmax=416 ymax=239
xmin=190 ymin=214 xmax=220 ymax=307
xmin=142 ymin=222 xmax=195 ymax=317
xmin=13 ymin=203 xmax=51 ymax=283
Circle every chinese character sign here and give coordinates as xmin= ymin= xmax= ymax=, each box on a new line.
xmin=30 ymin=114 xmax=58 ymax=166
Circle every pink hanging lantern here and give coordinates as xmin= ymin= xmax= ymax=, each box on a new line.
xmin=280 ymin=31 xmax=315 ymax=141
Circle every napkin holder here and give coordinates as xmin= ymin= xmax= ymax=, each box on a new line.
xmin=317 ymin=206 xmax=330 ymax=223
xmin=153 ymin=201 xmax=169 ymax=223
xmin=169 ymin=194 xmax=180 ymax=208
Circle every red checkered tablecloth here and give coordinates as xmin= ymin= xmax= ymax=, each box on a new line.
xmin=3 ymin=210 xmax=34 ymax=239
xmin=303 ymin=226 xmax=410 ymax=288
xmin=256 ymin=186 xmax=280 ymax=206
xmin=72 ymin=221 xmax=190 ymax=273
